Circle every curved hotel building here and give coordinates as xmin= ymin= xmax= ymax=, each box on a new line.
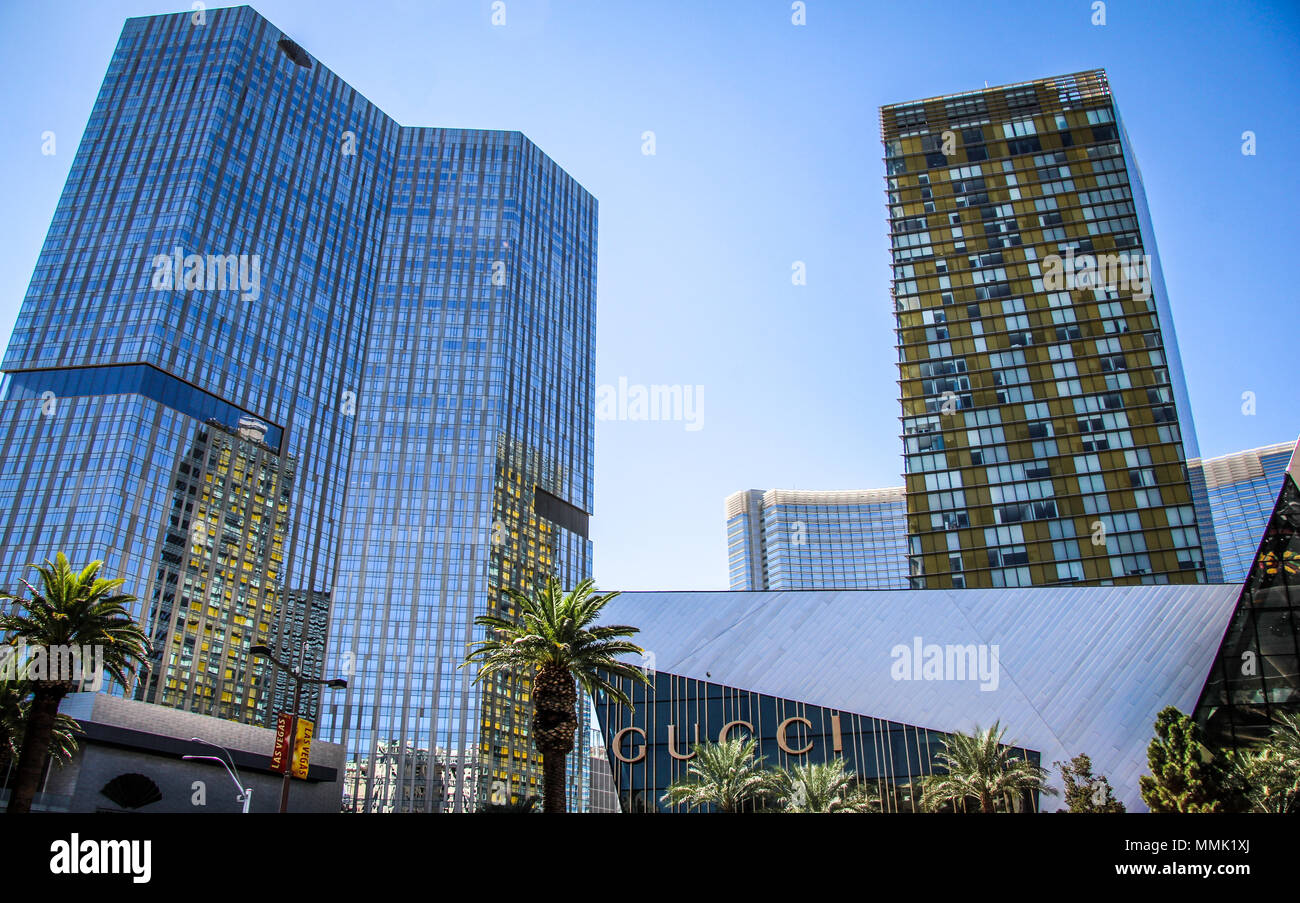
xmin=725 ymin=487 xmax=908 ymax=590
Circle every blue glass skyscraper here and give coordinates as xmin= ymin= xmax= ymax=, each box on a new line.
xmin=334 ymin=126 xmax=596 ymax=812
xmin=1190 ymin=441 xmax=1297 ymax=583
xmin=0 ymin=6 xmax=595 ymax=811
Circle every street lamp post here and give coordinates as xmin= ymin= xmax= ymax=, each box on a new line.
xmin=251 ymin=640 xmax=346 ymax=813
xmin=183 ymin=738 xmax=253 ymax=813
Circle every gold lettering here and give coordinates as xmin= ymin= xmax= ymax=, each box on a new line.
xmin=667 ymin=723 xmax=698 ymax=760
xmin=612 ymin=726 xmax=646 ymax=764
xmin=718 ymin=720 xmax=753 ymax=743
xmin=777 ymin=716 xmax=813 ymax=755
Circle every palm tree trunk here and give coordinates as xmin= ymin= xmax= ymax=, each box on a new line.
xmin=6 ymin=688 xmax=64 ymax=814
xmin=541 ymin=746 xmax=568 ymax=814
xmin=532 ymin=664 xmax=577 ymax=814
xmin=980 ymin=788 xmax=995 ymax=813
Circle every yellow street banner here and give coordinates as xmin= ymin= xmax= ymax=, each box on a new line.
xmin=292 ymin=718 xmax=314 ymax=779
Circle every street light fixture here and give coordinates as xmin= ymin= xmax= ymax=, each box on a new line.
xmin=251 ymin=641 xmax=347 ymax=813
xmin=182 ymin=737 xmax=253 ymax=813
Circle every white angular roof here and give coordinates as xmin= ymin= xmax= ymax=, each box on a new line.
xmin=601 ymin=585 xmax=1241 ymax=811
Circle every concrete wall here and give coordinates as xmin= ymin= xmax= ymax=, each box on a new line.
xmin=35 ymin=693 xmax=344 ymax=813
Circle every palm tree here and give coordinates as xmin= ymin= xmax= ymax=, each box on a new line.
xmin=919 ymin=722 xmax=1056 ymax=813
xmin=778 ymin=758 xmax=879 ymax=813
xmin=1226 ymin=712 xmax=1300 ymax=813
xmin=0 ymin=670 xmax=82 ymax=777
xmin=1264 ymin=711 xmax=1300 ymax=765
xmin=0 ymin=678 xmax=24 ymax=771
xmin=1228 ymin=747 xmax=1298 ymax=813
xmin=0 ymin=554 xmax=148 ymax=813
xmin=461 ymin=576 xmax=649 ymax=813
xmin=661 ymin=736 xmax=784 ymax=812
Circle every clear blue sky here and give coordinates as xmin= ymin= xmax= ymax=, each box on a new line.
xmin=1 ymin=1 xmax=1297 ymax=591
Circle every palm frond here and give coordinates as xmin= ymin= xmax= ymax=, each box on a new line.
xmin=661 ymin=737 xmax=784 ymax=812
xmin=0 ymin=555 xmax=149 ymax=691
xmin=919 ymin=722 xmax=1056 ymax=812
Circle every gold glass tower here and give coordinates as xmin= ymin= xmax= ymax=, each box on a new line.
xmin=883 ymin=70 xmax=1212 ymax=589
